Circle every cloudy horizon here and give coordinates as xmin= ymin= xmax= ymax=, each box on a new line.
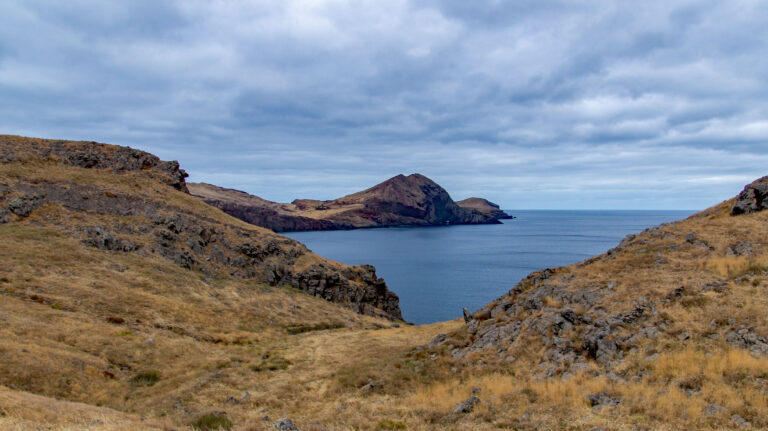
xmin=1 ymin=1 xmax=767 ymax=209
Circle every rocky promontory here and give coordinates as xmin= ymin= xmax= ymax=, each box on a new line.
xmin=456 ymin=197 xmax=513 ymax=220
xmin=190 ymin=174 xmax=507 ymax=232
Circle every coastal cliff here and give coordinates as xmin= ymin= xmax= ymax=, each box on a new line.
xmin=189 ymin=174 xmax=505 ymax=232
xmin=456 ymin=197 xmax=514 ymax=220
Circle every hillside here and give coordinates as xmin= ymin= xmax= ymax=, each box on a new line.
xmin=3 ymin=133 xmax=768 ymax=430
xmin=406 ymin=175 xmax=768 ymax=429
xmin=189 ymin=174 xmax=504 ymax=232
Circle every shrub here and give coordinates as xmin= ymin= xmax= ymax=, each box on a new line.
xmin=192 ymin=413 xmax=232 ymax=430
xmin=286 ymin=321 xmax=344 ymax=335
xmin=377 ymin=420 xmax=406 ymax=430
xmin=131 ymin=370 xmax=160 ymax=387
xmin=250 ymin=355 xmax=291 ymax=372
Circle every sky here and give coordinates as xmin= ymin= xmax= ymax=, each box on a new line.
xmin=1 ymin=1 xmax=767 ymax=209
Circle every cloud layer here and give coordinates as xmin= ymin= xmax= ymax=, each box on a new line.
xmin=1 ymin=0 xmax=767 ymax=208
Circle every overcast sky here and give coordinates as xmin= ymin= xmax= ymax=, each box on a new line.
xmin=1 ymin=1 xmax=767 ymax=209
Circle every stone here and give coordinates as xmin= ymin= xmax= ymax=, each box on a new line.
xmin=726 ymin=241 xmax=753 ymax=256
xmin=274 ymin=418 xmax=299 ymax=430
xmin=452 ymin=396 xmax=480 ymax=414
xmin=731 ymin=414 xmax=751 ymax=428
xmin=428 ymin=333 xmax=449 ymax=348
xmin=586 ymin=392 xmax=621 ymax=408
xmin=703 ymin=403 xmax=728 ymax=416
xmin=731 ymin=176 xmax=768 ymax=215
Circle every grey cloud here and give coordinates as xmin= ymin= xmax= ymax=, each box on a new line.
xmin=0 ymin=0 xmax=766 ymax=209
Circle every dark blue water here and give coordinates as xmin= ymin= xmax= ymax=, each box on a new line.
xmin=285 ymin=210 xmax=692 ymax=324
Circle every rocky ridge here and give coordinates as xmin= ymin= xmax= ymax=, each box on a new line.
xmin=0 ymin=135 xmax=402 ymax=320
xmin=430 ymin=175 xmax=768 ymax=380
xmin=189 ymin=174 xmax=505 ymax=232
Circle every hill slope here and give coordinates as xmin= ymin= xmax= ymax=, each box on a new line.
xmin=407 ymin=175 xmax=768 ymax=429
xmin=0 ymin=135 xmax=402 ymax=321
xmin=189 ymin=174 xmax=503 ymax=232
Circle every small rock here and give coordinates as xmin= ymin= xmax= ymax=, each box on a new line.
xmin=703 ymin=403 xmax=728 ymax=416
xmin=586 ymin=392 xmax=621 ymax=409
xmin=275 ymin=418 xmax=299 ymax=430
xmin=731 ymin=414 xmax=751 ymax=428
xmin=428 ymin=333 xmax=449 ymax=348
xmin=452 ymin=396 xmax=480 ymax=414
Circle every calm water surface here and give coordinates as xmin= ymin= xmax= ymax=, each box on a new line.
xmin=285 ymin=210 xmax=692 ymax=324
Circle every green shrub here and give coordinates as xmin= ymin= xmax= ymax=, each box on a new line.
xmin=286 ymin=321 xmax=344 ymax=335
xmin=192 ymin=413 xmax=232 ymax=430
xmin=377 ymin=420 xmax=406 ymax=430
xmin=250 ymin=354 xmax=291 ymax=372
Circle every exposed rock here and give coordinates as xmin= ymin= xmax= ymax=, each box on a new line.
xmin=725 ymin=328 xmax=768 ymax=356
xmin=81 ymin=227 xmax=140 ymax=252
xmin=703 ymin=403 xmax=728 ymax=416
xmin=0 ymin=135 xmax=189 ymax=192
xmin=274 ymin=418 xmax=299 ymax=430
xmin=731 ymin=414 xmax=751 ymax=428
xmin=189 ymin=174 xmax=503 ymax=232
xmin=727 ymin=241 xmax=753 ymax=256
xmin=452 ymin=395 xmax=480 ymax=414
xmin=428 ymin=333 xmax=450 ymax=348
xmin=732 ymin=176 xmax=768 ymax=215
xmin=586 ymin=392 xmax=621 ymax=408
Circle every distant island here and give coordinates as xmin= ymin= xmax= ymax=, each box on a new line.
xmin=188 ymin=173 xmax=513 ymax=232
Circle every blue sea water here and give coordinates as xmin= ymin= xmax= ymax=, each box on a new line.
xmin=284 ymin=210 xmax=693 ymax=324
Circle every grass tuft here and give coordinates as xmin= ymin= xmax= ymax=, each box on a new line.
xmin=130 ymin=371 xmax=160 ymax=387
xmin=192 ymin=413 xmax=232 ymax=431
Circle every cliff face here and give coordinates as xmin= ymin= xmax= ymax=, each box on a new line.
xmin=456 ymin=197 xmax=513 ymax=220
xmin=189 ymin=174 xmax=503 ymax=232
xmin=0 ymin=135 xmax=402 ymax=320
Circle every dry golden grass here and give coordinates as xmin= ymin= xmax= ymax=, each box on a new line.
xmin=0 ymin=385 xmax=168 ymax=430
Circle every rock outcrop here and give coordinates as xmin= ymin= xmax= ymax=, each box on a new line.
xmin=0 ymin=135 xmax=403 ymax=320
xmin=189 ymin=174 xmax=505 ymax=232
xmin=731 ymin=175 xmax=768 ymax=215
xmin=456 ymin=197 xmax=513 ymax=220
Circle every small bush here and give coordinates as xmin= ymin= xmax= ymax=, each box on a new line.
xmin=192 ymin=413 xmax=232 ymax=430
xmin=377 ymin=419 xmax=407 ymax=430
xmin=131 ymin=370 xmax=160 ymax=387
xmin=286 ymin=321 xmax=344 ymax=335
xmin=250 ymin=355 xmax=291 ymax=372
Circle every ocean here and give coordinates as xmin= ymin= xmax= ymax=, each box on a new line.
xmin=284 ymin=210 xmax=693 ymax=324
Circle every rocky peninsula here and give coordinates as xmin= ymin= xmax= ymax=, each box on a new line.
xmin=189 ymin=174 xmax=510 ymax=232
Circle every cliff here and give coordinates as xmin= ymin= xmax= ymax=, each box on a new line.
xmin=189 ymin=174 xmax=504 ymax=232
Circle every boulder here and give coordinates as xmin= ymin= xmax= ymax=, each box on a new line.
xmin=731 ymin=176 xmax=768 ymax=215
xmin=274 ymin=418 xmax=299 ymax=430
